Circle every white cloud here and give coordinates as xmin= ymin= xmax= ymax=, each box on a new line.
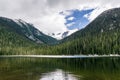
xmin=60 ymin=10 xmax=74 ymax=16
xmin=0 ymin=0 xmax=120 ymax=36
xmin=83 ymin=14 xmax=90 ymax=19
xmin=67 ymin=17 xmax=75 ymax=21
xmin=32 ymin=13 xmax=67 ymax=34
xmin=66 ymin=22 xmax=75 ymax=27
xmin=85 ymin=7 xmax=113 ymax=22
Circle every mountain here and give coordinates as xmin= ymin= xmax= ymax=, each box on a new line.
xmin=50 ymin=29 xmax=78 ymax=40
xmin=56 ymin=8 xmax=120 ymax=55
xmin=50 ymin=31 xmax=69 ymax=40
xmin=0 ymin=17 xmax=57 ymax=44
xmin=0 ymin=8 xmax=120 ymax=55
xmin=62 ymin=8 xmax=120 ymax=42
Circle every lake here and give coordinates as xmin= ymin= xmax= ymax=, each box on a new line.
xmin=0 ymin=56 xmax=120 ymax=80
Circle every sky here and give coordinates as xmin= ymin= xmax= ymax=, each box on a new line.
xmin=0 ymin=0 xmax=120 ymax=37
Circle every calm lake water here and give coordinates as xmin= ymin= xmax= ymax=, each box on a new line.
xmin=0 ymin=57 xmax=120 ymax=80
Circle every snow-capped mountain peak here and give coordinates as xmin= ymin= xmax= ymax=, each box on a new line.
xmin=49 ymin=29 xmax=78 ymax=40
xmin=0 ymin=17 xmax=57 ymax=44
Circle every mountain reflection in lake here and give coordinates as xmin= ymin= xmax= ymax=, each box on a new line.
xmin=0 ymin=57 xmax=120 ymax=80
xmin=40 ymin=69 xmax=79 ymax=80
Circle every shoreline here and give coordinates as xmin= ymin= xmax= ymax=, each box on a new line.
xmin=0 ymin=54 xmax=120 ymax=58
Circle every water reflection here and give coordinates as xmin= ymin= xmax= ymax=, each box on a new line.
xmin=40 ymin=69 xmax=79 ymax=80
xmin=0 ymin=57 xmax=120 ymax=80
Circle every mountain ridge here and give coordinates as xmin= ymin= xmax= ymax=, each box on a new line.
xmin=0 ymin=17 xmax=57 ymax=44
xmin=54 ymin=7 xmax=120 ymax=55
xmin=61 ymin=8 xmax=120 ymax=42
xmin=0 ymin=7 xmax=120 ymax=55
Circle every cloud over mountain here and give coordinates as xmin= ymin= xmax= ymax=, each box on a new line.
xmin=0 ymin=0 xmax=119 ymax=36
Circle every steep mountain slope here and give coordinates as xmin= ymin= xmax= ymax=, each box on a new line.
xmin=62 ymin=8 xmax=120 ymax=42
xmin=0 ymin=17 xmax=57 ymax=44
xmin=56 ymin=8 xmax=120 ymax=55
xmin=0 ymin=21 xmax=57 ymax=55
xmin=0 ymin=23 xmax=37 ymax=55
xmin=0 ymin=8 xmax=120 ymax=55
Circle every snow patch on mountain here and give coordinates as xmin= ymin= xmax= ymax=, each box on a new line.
xmin=50 ymin=29 xmax=78 ymax=40
xmin=28 ymin=35 xmax=35 ymax=41
xmin=13 ymin=19 xmax=23 ymax=27
xmin=12 ymin=18 xmax=78 ymax=40
xmin=35 ymin=30 xmax=42 ymax=36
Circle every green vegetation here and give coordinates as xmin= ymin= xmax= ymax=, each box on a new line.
xmin=54 ymin=29 xmax=120 ymax=55
xmin=0 ymin=8 xmax=120 ymax=55
xmin=0 ymin=23 xmax=120 ymax=55
xmin=0 ymin=24 xmax=37 ymax=55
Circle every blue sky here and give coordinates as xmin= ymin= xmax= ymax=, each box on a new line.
xmin=0 ymin=0 xmax=119 ymax=39
xmin=64 ymin=9 xmax=94 ymax=30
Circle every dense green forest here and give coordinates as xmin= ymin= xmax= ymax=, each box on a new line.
xmin=54 ymin=30 xmax=120 ymax=55
xmin=0 ymin=23 xmax=119 ymax=55
xmin=0 ymin=8 xmax=120 ymax=55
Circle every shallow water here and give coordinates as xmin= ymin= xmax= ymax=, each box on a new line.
xmin=0 ymin=57 xmax=120 ymax=80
